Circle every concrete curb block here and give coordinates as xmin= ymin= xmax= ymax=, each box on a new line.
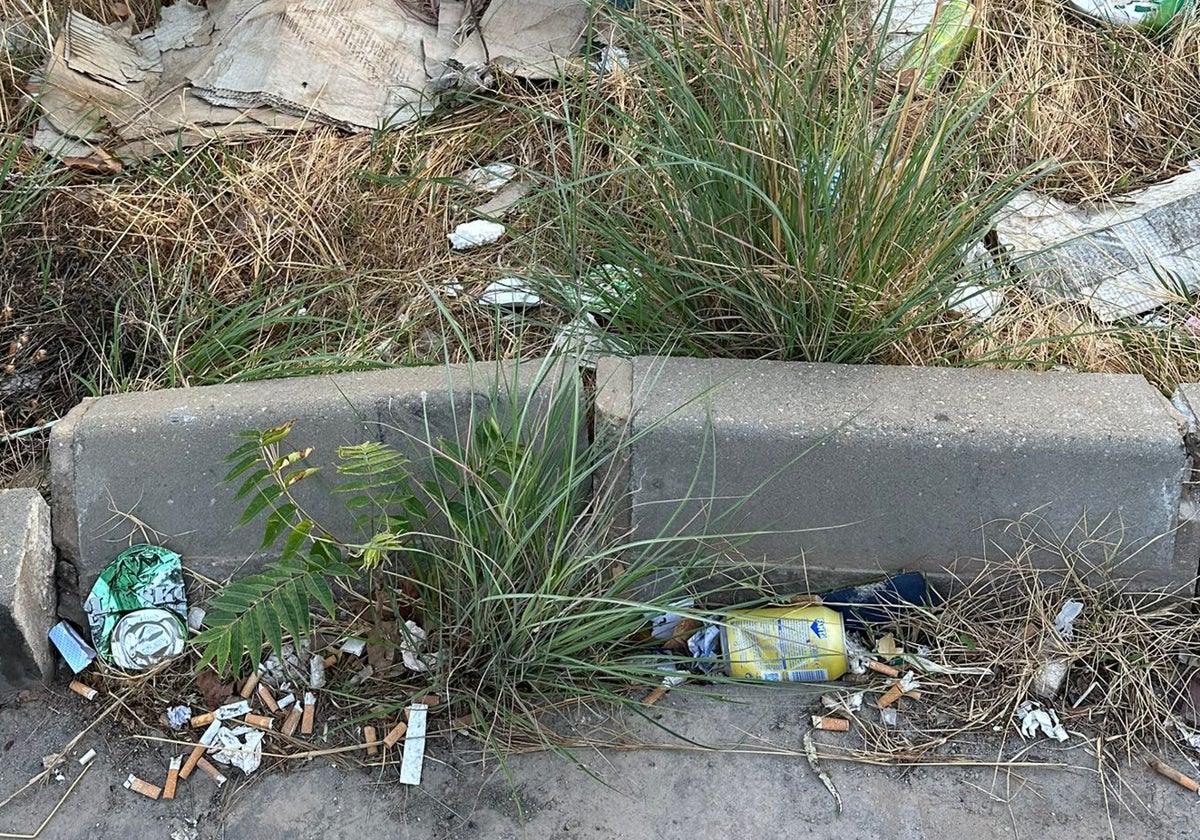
xmin=0 ymin=488 xmax=56 ymax=698
xmin=41 ymin=356 xmax=1200 ymax=626
xmin=49 ymin=358 xmax=579 ymax=609
xmin=597 ymin=357 xmax=1196 ymax=591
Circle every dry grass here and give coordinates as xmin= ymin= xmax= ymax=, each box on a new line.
xmin=959 ymin=0 xmax=1200 ymax=201
xmin=896 ymin=285 xmax=1200 ymax=392
xmin=824 ymin=523 xmax=1200 ymax=773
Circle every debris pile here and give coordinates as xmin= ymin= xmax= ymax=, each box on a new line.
xmin=28 ymin=0 xmax=597 ymax=166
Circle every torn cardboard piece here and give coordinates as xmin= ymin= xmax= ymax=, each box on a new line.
xmin=28 ymin=0 xmax=594 ymax=164
xmin=995 ymin=166 xmax=1200 ymax=322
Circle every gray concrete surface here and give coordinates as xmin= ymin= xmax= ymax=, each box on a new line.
xmin=50 ymin=357 xmax=579 ymax=622
xmin=599 ymin=357 xmax=1194 ymax=591
xmin=1 ymin=682 xmax=1196 ymax=839
xmin=0 ymin=489 xmax=56 ymax=698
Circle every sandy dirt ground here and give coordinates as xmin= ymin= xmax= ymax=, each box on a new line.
xmin=2 ymin=678 xmax=1198 ymax=840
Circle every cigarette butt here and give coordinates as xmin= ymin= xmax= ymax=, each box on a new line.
xmin=865 ymin=659 xmax=900 ymax=678
xmin=78 ymin=749 xmax=97 ymax=766
xmin=69 ymin=680 xmax=98 ymax=701
xmin=877 ymin=681 xmax=907 ymax=709
xmin=282 ymin=703 xmax=302 ymax=737
xmin=163 ymin=756 xmax=181 ymax=800
xmin=903 ymin=690 xmax=923 ymax=702
xmin=257 ymin=683 xmax=279 ymax=713
xmin=180 ymin=743 xmax=206 ymax=779
xmin=240 ymin=672 xmax=261 ymax=698
xmin=811 ymin=715 xmax=850 ymax=732
xmin=418 ymin=694 xmax=440 ymax=707
xmin=383 ymin=721 xmax=408 ymax=748
xmin=323 ymin=653 xmax=339 ymax=667
xmin=364 ymin=726 xmax=378 ymax=756
xmin=301 ymin=692 xmax=316 ymax=735
xmin=245 ymin=712 xmax=274 ymax=730
xmin=277 ymin=692 xmax=296 ymax=710
xmin=190 ymin=712 xmax=216 ymax=728
xmin=123 ymin=774 xmax=161 ymax=800
xmin=196 ymin=757 xmax=227 ymax=787
xmin=642 ymin=685 xmax=670 ymax=706
xmin=1150 ymin=759 xmax=1200 ymax=793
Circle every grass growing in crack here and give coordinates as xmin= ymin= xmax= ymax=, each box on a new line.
xmin=194 ymin=355 xmax=758 ymax=753
xmin=533 ymin=0 xmax=1045 ymax=364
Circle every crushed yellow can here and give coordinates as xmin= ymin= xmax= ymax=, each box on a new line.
xmin=721 ymin=605 xmax=848 ymax=682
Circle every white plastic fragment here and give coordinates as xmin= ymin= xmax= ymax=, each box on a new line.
xmin=462 ymin=163 xmax=517 ymax=192
xmin=340 ymin=638 xmax=367 ymax=657
xmin=477 ymin=277 xmax=542 ymax=309
xmin=400 ymin=620 xmax=436 ymax=673
xmin=447 ymin=219 xmax=505 ymax=250
xmin=1053 ymin=600 xmax=1085 ymax=641
xmin=186 ymin=606 xmax=206 ymax=633
xmin=821 ymin=692 xmax=865 ymax=715
xmin=309 ymin=654 xmax=326 ymax=690
xmin=210 ymin=725 xmax=265 ymax=774
xmin=199 ymin=719 xmax=223 ymax=747
xmin=166 ymin=705 xmax=192 ymax=729
xmin=590 ymin=45 xmax=629 ymax=75
xmin=1016 ymin=700 xmax=1069 ymax=742
xmin=879 ymin=707 xmax=898 ymax=727
xmin=398 ymin=704 xmax=428 ymax=785
xmin=215 ymin=699 xmax=250 ymax=720
xmin=948 ymin=283 xmax=1003 ymax=321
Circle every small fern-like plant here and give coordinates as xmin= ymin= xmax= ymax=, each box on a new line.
xmin=192 ymin=421 xmax=429 ymax=675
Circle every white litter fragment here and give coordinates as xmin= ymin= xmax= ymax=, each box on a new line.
xmin=215 ymin=699 xmax=250 ymax=720
xmin=199 ymin=719 xmax=223 ymax=747
xmin=186 ymin=606 xmax=206 ymax=633
xmin=340 ymin=638 xmax=366 ymax=657
xmin=879 ymin=707 xmax=898 ymax=727
xmin=1053 ymin=600 xmax=1085 ymax=641
xmin=210 ymin=725 xmax=265 ymax=774
xmin=309 ymin=654 xmax=326 ymax=690
xmin=463 ymin=163 xmax=517 ymax=192
xmin=551 ymin=311 xmax=631 ymax=369
xmin=591 ymin=45 xmax=629 ymax=75
xmin=948 ymin=283 xmax=1003 ymax=321
xmin=400 ymin=620 xmax=436 ymax=673
xmin=821 ymin=692 xmax=865 ymax=715
xmin=166 ymin=705 xmax=192 ymax=729
xmin=398 ymin=704 xmax=428 ymax=785
xmin=448 ymin=219 xmax=505 ymax=250
xmin=1016 ymin=700 xmax=1069 ymax=742
xmin=478 ymin=277 xmax=542 ymax=309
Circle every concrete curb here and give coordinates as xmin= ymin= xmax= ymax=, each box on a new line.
xmin=49 ymin=358 xmax=579 ymax=613
xmin=0 ymin=488 xmax=56 ymax=698
xmin=596 ymin=357 xmax=1198 ymax=592
xmin=36 ymin=356 xmax=1200 ymax=630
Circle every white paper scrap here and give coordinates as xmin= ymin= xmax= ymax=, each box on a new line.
xmin=448 ymin=219 xmax=505 ymax=250
xmin=398 ymin=704 xmax=428 ymax=785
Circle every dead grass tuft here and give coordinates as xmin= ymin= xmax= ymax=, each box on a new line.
xmin=960 ymin=0 xmax=1200 ymax=201
xmin=834 ymin=522 xmax=1200 ymax=769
